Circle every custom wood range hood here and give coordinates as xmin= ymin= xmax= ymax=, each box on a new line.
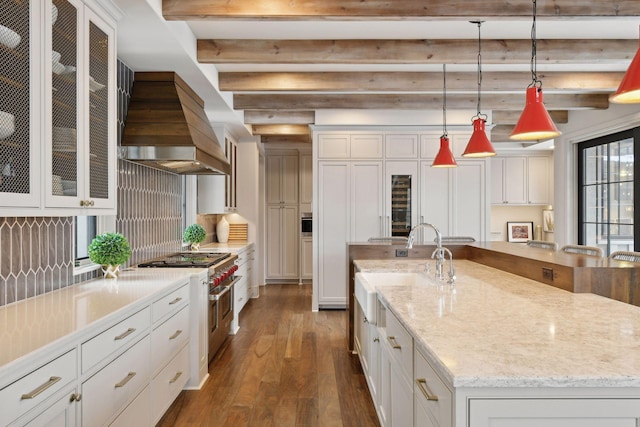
xmin=121 ymin=72 xmax=231 ymax=175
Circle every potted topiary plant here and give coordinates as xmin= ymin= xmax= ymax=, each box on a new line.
xmin=88 ymin=232 xmax=132 ymax=278
xmin=184 ymin=223 xmax=206 ymax=251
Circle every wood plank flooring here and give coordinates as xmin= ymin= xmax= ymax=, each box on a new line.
xmin=157 ymin=284 xmax=380 ymax=427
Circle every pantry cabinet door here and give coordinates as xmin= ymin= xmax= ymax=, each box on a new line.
xmin=351 ymin=162 xmax=384 ymax=241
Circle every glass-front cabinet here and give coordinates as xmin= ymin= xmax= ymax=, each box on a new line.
xmin=0 ymin=0 xmax=39 ymax=207
xmin=0 ymin=0 xmax=117 ymax=215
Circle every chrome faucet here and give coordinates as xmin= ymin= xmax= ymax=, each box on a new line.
xmin=406 ymin=223 xmax=455 ymax=284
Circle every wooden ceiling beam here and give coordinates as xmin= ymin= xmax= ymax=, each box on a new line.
xmin=198 ymin=39 xmax=636 ymax=64
xmin=220 ymin=71 xmax=624 ymax=92
xmin=244 ymin=110 xmax=315 ymax=124
xmin=252 ymin=124 xmax=310 ymax=135
xmin=492 ymin=110 xmax=569 ymax=124
xmin=164 ymin=0 xmax=640 ymax=20
xmin=234 ymin=93 xmax=609 ymax=111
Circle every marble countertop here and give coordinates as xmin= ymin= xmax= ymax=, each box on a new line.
xmin=355 ymin=259 xmax=640 ymax=388
xmin=0 ymin=268 xmax=204 ymax=379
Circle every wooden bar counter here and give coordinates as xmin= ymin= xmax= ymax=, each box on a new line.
xmin=347 ymin=241 xmax=640 ymax=351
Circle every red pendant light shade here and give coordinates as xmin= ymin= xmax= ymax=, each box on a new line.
xmin=610 ymin=28 xmax=640 ymax=104
xmin=510 ymin=86 xmax=561 ymax=141
xmin=432 ymin=136 xmax=457 ymax=167
xmin=463 ymin=118 xmax=495 ymax=158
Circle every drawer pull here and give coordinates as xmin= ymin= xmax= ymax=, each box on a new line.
xmin=373 ymin=337 xmax=380 ymax=343
xmin=21 ymin=376 xmax=61 ymax=400
xmin=387 ymin=336 xmax=402 ymax=349
xmin=114 ymin=372 xmax=136 ymax=388
xmin=416 ymin=378 xmax=439 ymax=401
xmin=168 ymin=297 xmax=182 ymax=305
xmin=169 ymin=371 xmax=183 ymax=384
xmin=70 ymin=393 xmax=82 ymax=402
xmin=114 ymin=328 xmax=136 ymax=341
xmin=169 ymin=330 xmax=183 ymax=340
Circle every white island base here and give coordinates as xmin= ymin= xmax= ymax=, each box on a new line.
xmin=354 ymin=260 xmax=640 ymax=427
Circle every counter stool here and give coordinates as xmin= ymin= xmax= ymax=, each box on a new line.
xmin=560 ymin=244 xmax=603 ymax=257
xmin=526 ymin=240 xmax=558 ymax=250
xmin=610 ymin=251 xmax=640 ymax=263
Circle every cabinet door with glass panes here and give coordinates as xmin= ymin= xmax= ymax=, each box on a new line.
xmin=0 ymin=0 xmax=41 ymax=207
xmin=46 ymin=0 xmax=116 ymax=212
xmin=384 ymin=161 xmax=418 ymax=238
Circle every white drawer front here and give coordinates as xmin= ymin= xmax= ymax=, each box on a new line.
xmin=414 ymin=348 xmax=452 ymax=427
xmin=235 ymin=277 xmax=248 ymax=313
xmin=152 ymin=343 xmax=189 ymax=424
xmin=152 ymin=283 xmax=189 ymax=323
xmin=386 ymin=309 xmax=413 ymax=382
xmin=151 ymin=305 xmax=190 ymax=374
xmin=0 ymin=350 xmax=77 ymax=426
xmin=81 ymin=307 xmax=150 ymax=373
xmin=82 ymin=335 xmax=151 ymax=427
xmin=110 ymin=384 xmax=151 ymax=427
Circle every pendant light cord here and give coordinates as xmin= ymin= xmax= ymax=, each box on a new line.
xmin=470 ymin=20 xmax=487 ymax=121
xmin=442 ymin=64 xmax=447 ymax=137
xmin=530 ymin=0 xmax=541 ymax=88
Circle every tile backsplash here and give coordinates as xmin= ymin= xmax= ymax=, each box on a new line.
xmin=0 ymin=60 xmax=184 ymax=306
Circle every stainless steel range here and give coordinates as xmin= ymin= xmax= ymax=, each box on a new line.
xmin=138 ymin=252 xmax=240 ymax=361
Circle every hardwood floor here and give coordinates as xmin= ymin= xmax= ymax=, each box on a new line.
xmin=157 ymin=284 xmax=380 ymax=427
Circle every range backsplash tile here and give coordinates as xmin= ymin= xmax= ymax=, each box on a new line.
xmin=0 ymin=60 xmax=184 ymax=306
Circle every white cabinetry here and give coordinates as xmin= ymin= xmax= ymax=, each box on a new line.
xmin=299 ymin=153 xmax=313 ymax=212
xmin=491 ymin=156 xmax=551 ymax=205
xmin=233 ymin=244 xmax=255 ymax=331
xmin=267 ymin=155 xmax=299 ymax=205
xmin=0 ymin=0 xmax=118 ymax=216
xmin=414 ymin=346 xmax=453 ymax=427
xmin=266 ymin=205 xmax=299 ymax=279
xmin=385 ymin=134 xmax=419 ymax=158
xmin=198 ymin=127 xmax=237 ymax=213
xmin=352 ymin=162 xmax=384 ymax=241
xmin=301 ymin=237 xmax=313 ymax=280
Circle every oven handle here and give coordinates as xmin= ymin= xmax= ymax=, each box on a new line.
xmin=209 ymin=276 xmax=242 ymax=301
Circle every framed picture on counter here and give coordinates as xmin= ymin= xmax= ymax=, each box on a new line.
xmin=507 ymin=221 xmax=534 ymax=243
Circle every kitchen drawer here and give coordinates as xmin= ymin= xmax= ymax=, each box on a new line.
xmin=0 ymin=349 xmax=77 ymax=426
xmin=151 ymin=343 xmax=189 ymax=424
xmin=152 ymin=283 xmax=189 ymax=323
xmin=110 ymin=384 xmax=151 ymax=427
xmin=385 ymin=308 xmax=413 ymax=383
xmin=235 ymin=277 xmax=248 ymax=313
xmin=151 ymin=305 xmax=190 ymax=374
xmin=81 ymin=307 xmax=150 ymax=373
xmin=414 ymin=347 xmax=452 ymax=427
xmin=82 ymin=335 xmax=151 ymax=427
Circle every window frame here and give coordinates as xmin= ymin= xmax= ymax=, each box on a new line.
xmin=577 ymin=127 xmax=639 ymax=255
xmin=73 ymin=215 xmax=116 ymax=275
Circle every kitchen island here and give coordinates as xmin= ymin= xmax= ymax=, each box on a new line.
xmin=354 ymin=259 xmax=640 ymax=426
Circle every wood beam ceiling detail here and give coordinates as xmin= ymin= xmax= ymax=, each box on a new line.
xmin=164 ymin=0 xmax=640 ymax=20
xmin=492 ymin=110 xmax=569 ymax=124
xmin=234 ymin=93 xmax=610 ymax=111
xmin=252 ymin=124 xmax=310 ymax=135
xmin=198 ymin=39 xmax=636 ymax=64
xmin=220 ymin=72 xmax=624 ymax=92
xmin=260 ymin=135 xmax=312 ymax=144
xmin=243 ymin=110 xmax=315 ymax=124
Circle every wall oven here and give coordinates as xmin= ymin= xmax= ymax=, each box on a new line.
xmin=301 ymin=212 xmax=312 ymax=236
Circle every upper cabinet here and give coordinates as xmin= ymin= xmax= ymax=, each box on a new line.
xmin=299 ymin=152 xmax=312 ymax=212
xmin=0 ymin=0 xmax=118 ymax=216
xmin=266 ymin=154 xmax=299 ymax=205
xmin=491 ymin=156 xmax=552 ymax=205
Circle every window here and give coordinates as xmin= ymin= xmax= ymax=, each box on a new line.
xmin=74 ymin=215 xmax=115 ymax=273
xmin=578 ymin=127 xmax=639 ymax=255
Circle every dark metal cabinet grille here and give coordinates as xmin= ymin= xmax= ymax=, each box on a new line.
xmin=88 ymin=21 xmax=109 ymax=200
xmin=0 ymin=0 xmax=31 ymax=195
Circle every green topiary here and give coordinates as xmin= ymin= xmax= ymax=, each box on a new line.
xmin=183 ymin=223 xmax=206 ymax=244
xmin=88 ymin=232 xmax=131 ymax=266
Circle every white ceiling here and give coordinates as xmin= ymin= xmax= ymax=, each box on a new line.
xmin=111 ymin=0 xmax=640 ymax=141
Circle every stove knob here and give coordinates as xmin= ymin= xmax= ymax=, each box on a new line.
xmin=215 ymin=276 xmax=221 ymax=286
xmin=233 ymin=265 xmax=239 ymax=272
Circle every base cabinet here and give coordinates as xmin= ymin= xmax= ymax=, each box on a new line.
xmin=469 ymin=398 xmax=640 ymax=427
xmin=13 ymin=386 xmax=78 ymax=427
xmin=266 ymin=205 xmax=299 ymax=279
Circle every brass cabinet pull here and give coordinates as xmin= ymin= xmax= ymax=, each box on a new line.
xmin=387 ymin=336 xmax=402 ymax=349
xmin=416 ymin=378 xmax=439 ymax=401
xmin=373 ymin=337 xmax=380 ymax=343
xmin=88 ymin=200 xmax=95 ymax=206
xmin=169 ymin=330 xmax=182 ymax=340
xmin=168 ymin=297 xmax=182 ymax=305
xmin=114 ymin=327 xmax=136 ymax=341
xmin=114 ymin=372 xmax=136 ymax=388
xmin=21 ymin=376 xmax=61 ymax=400
xmin=169 ymin=372 xmax=183 ymax=384
xmin=70 ymin=393 xmax=82 ymax=402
